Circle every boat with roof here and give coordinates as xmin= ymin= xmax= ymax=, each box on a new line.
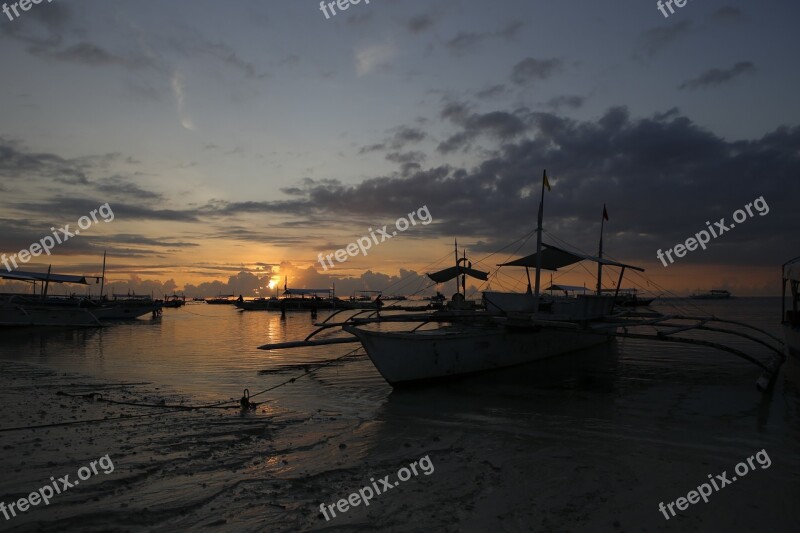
xmin=259 ymin=170 xmax=786 ymax=391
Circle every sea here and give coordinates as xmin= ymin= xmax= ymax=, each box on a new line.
xmin=0 ymin=297 xmax=798 ymax=532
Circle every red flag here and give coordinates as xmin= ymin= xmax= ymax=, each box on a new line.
xmin=602 ymin=205 xmax=609 ymax=221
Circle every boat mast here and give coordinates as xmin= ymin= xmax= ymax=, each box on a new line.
xmin=596 ymin=204 xmax=606 ymax=296
xmin=100 ymin=250 xmax=107 ymax=300
xmin=42 ymin=265 xmax=52 ymax=301
xmin=454 ymin=238 xmax=460 ymax=298
xmin=533 ymin=169 xmax=548 ymax=313
xmin=462 ymin=248 xmax=467 ymax=296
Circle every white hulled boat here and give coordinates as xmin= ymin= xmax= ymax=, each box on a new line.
xmin=782 ymin=256 xmax=800 ymax=357
xmin=259 ymin=170 xmax=786 ymax=391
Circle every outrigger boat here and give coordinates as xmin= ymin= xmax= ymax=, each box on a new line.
xmin=782 ymin=256 xmax=800 ymax=358
xmin=0 ymin=254 xmax=160 ymax=325
xmin=259 ymin=171 xmax=785 ymax=391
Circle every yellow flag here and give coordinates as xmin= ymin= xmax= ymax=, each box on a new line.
xmin=543 ymin=169 xmax=551 ymax=191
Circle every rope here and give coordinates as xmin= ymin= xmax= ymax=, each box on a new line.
xmin=0 ymin=347 xmax=364 ymax=433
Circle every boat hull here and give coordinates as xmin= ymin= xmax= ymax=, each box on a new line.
xmin=345 ymin=324 xmax=612 ymax=385
xmin=783 ymin=323 xmax=800 ymax=358
xmin=91 ymin=304 xmax=159 ymax=320
xmin=0 ymin=302 xmax=101 ymax=327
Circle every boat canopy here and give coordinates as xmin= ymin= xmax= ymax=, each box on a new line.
xmin=0 ymin=270 xmax=97 ymax=284
xmin=545 ymin=284 xmax=590 ymax=292
xmin=284 ymin=288 xmax=331 ymax=295
xmin=498 ymin=243 xmax=645 ymax=272
xmin=427 ymin=265 xmax=489 ymax=284
xmin=784 ymin=257 xmax=800 ymax=282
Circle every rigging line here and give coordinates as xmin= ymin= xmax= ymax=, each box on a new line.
xmin=467 ymin=234 xmax=536 ymax=298
xmin=541 ymin=228 xmax=707 ymax=314
xmin=370 ymin=249 xmax=454 ymax=296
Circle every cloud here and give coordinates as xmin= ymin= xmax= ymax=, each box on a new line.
xmin=678 ymin=62 xmax=756 ymax=90
xmin=437 ymin=102 xmax=529 ymax=152
xmin=358 ymin=126 xmax=426 ymax=154
xmin=32 ymin=42 xmax=152 ymax=69
xmin=545 ymin=95 xmax=585 ymax=111
xmin=639 ymin=20 xmax=692 ymax=57
xmin=386 ymin=150 xmax=426 ymax=176
xmin=355 ymin=43 xmax=395 ymax=76
xmin=0 ymin=137 xmax=91 ymax=184
xmin=407 ymin=14 xmax=435 ymax=34
xmin=232 ymin=103 xmax=798 ymax=268
xmin=510 ymin=57 xmax=563 ymax=85
xmin=476 ymin=84 xmax=507 ymax=100
xmin=171 ymin=71 xmax=195 ymax=130
xmin=96 ymin=175 xmax=163 ymax=201
xmin=709 ymin=6 xmax=745 ymax=23
xmin=445 ymin=21 xmax=525 ymax=55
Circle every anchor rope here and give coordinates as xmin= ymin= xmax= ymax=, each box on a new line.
xmin=0 ymin=347 xmax=364 ymax=433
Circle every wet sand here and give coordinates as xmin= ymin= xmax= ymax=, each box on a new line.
xmin=2 ymin=342 xmax=799 ymax=532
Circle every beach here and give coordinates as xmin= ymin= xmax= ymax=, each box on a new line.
xmin=1 ymin=299 xmax=799 ymax=532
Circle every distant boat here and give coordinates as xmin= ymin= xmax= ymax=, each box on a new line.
xmin=205 ymin=294 xmax=236 ymax=305
xmin=783 ymin=256 xmax=800 ymax=358
xmin=690 ymin=289 xmax=732 ymax=300
xmin=235 ymin=286 xmax=356 ymax=311
xmin=599 ymin=288 xmax=655 ymax=307
xmin=160 ymin=294 xmax=185 ymax=308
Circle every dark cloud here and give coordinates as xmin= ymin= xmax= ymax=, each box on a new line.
xmin=407 ymin=14 xmax=435 ymax=34
xmin=639 ymin=20 xmax=692 ymax=57
xmin=679 ymin=62 xmax=756 ymax=90
xmin=359 ymin=143 xmax=386 ymax=154
xmin=510 ymin=57 xmax=563 ymax=85
xmin=437 ymin=103 xmax=529 ymax=152
xmin=390 ymin=126 xmax=426 ymax=148
xmin=386 ymin=151 xmax=426 ymax=176
xmin=446 ymin=21 xmax=526 ymax=55
xmin=0 ymin=137 xmax=91 ymax=184
xmin=96 ymin=175 xmax=163 ymax=201
xmin=545 ymin=95 xmax=585 ymax=111
xmin=358 ymin=127 xmax=426 ymax=155
xmin=14 ymin=198 xmax=199 ymax=223
xmin=32 ymin=42 xmax=151 ymax=69
xmin=229 ymin=103 xmax=798 ymax=268
xmin=476 ymin=84 xmax=507 ymax=100
xmin=710 ymin=6 xmax=745 ymax=23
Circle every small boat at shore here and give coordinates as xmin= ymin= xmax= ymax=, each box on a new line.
xmin=690 ymin=289 xmax=732 ymax=300
xmin=782 ymin=256 xmax=800 ymax=358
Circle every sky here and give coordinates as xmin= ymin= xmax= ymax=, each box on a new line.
xmin=0 ymin=0 xmax=798 ymax=298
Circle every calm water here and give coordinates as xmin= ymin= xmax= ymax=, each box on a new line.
xmin=1 ymin=297 xmax=799 ymax=531
xmin=1 ymin=298 xmax=798 ymax=429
